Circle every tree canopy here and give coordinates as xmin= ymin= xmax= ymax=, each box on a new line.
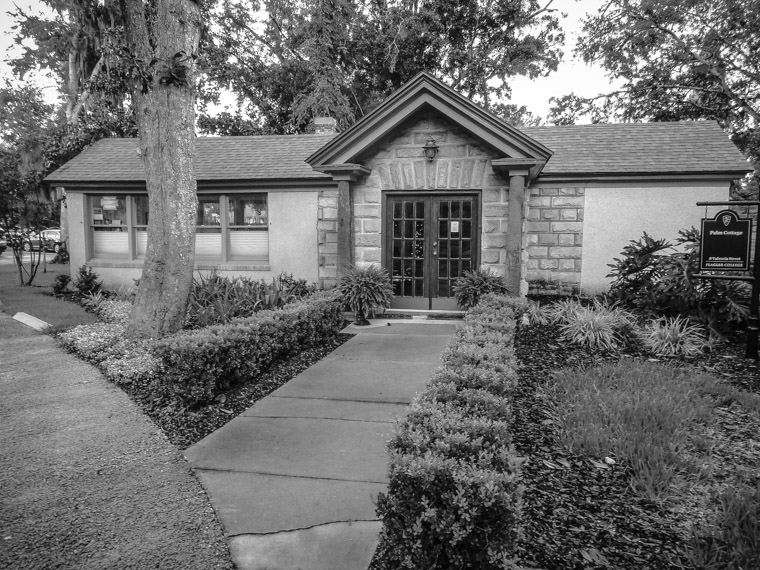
xmin=200 ymin=0 xmax=563 ymax=133
xmin=549 ymin=0 xmax=758 ymax=184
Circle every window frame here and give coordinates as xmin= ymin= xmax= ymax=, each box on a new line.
xmin=86 ymin=192 xmax=269 ymax=264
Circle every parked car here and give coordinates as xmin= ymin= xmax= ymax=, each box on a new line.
xmin=21 ymin=229 xmax=64 ymax=253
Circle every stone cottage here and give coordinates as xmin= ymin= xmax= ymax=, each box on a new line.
xmin=45 ymin=73 xmax=752 ymax=310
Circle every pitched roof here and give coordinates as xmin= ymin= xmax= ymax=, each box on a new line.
xmin=306 ymin=72 xmax=552 ymax=172
xmin=45 ymin=135 xmax=336 ymax=184
xmin=520 ymin=121 xmax=750 ymax=178
xmin=45 ymin=120 xmax=751 ymax=186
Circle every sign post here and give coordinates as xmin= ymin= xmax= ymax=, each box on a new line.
xmin=696 ymin=201 xmax=760 ymax=359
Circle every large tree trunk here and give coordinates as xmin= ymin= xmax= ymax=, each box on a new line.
xmin=122 ymin=0 xmax=201 ymax=338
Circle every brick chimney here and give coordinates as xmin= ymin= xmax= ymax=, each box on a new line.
xmin=313 ymin=117 xmax=337 ymax=135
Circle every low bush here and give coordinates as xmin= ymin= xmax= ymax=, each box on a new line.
xmin=52 ymin=274 xmax=71 ymax=295
xmin=73 ymin=265 xmax=102 ymax=296
xmin=373 ymin=294 xmax=521 ymax=569
xmin=452 ymin=268 xmax=508 ymax=310
xmin=152 ymin=291 xmax=343 ymax=406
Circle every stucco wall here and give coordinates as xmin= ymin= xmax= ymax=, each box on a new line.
xmin=351 ymin=113 xmax=511 ymax=276
xmin=580 ymin=183 xmax=730 ymax=292
xmin=268 ymin=191 xmax=319 ymax=282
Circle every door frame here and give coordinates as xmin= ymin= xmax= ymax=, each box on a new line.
xmin=383 ymin=190 xmax=481 ymax=310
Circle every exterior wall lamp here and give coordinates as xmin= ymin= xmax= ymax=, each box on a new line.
xmin=423 ymin=138 xmax=439 ymax=162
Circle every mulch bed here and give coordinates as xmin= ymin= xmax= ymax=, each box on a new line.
xmin=119 ymin=333 xmax=354 ymax=450
xmin=512 ymin=324 xmax=760 ymax=569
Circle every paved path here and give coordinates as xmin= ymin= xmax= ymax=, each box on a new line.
xmin=0 ymin=313 xmax=233 ymax=569
xmin=185 ymin=320 xmax=457 ymax=570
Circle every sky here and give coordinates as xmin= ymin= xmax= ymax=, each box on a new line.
xmin=0 ymin=0 xmax=615 ymax=123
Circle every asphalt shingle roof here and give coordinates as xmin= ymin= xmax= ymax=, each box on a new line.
xmin=45 ymin=134 xmax=337 ymax=183
xmin=520 ymin=121 xmax=750 ymax=176
xmin=45 ymin=121 xmax=750 ymax=185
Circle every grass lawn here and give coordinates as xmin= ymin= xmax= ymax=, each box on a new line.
xmin=0 ymin=254 xmax=97 ymax=329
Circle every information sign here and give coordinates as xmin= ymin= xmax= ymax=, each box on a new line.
xmin=700 ymin=209 xmax=752 ymax=271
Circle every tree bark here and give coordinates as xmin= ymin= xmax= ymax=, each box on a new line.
xmin=122 ymin=0 xmax=201 ymax=338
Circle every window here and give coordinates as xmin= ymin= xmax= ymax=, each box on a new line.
xmin=91 ymin=196 xmax=129 ymax=258
xmin=88 ymin=193 xmax=269 ymax=263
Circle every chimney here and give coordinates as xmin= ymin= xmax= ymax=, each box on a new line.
xmin=313 ymin=117 xmax=337 ymax=135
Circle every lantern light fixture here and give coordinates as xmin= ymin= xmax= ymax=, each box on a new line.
xmin=423 ymin=138 xmax=439 ymax=162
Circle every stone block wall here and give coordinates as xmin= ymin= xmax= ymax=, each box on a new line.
xmin=525 ymin=186 xmax=585 ymax=294
xmin=351 ymin=114 xmax=510 ymax=275
xmin=317 ymin=189 xmax=339 ymax=289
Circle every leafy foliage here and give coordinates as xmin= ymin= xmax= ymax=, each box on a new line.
xmin=453 ymin=267 xmax=509 ymax=310
xmin=339 ymin=265 xmax=394 ymax=317
xmin=185 ymin=271 xmax=315 ymax=329
xmin=73 ymin=265 xmax=102 ymax=297
xmin=200 ymin=0 xmax=563 ymax=133
xmin=607 ymin=229 xmax=749 ymax=337
xmin=52 ymin=273 xmax=72 ymax=295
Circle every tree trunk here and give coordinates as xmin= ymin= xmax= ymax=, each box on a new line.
xmin=122 ymin=0 xmax=201 ymax=338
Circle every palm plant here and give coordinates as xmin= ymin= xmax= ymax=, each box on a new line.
xmin=339 ymin=265 xmax=394 ymax=325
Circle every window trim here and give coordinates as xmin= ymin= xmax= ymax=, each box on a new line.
xmin=87 ymin=192 xmax=270 ymax=265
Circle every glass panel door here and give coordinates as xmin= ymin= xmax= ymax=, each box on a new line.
xmin=386 ymin=194 xmax=478 ymax=310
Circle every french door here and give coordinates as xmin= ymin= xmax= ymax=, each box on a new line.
xmin=385 ymin=193 xmax=479 ymax=310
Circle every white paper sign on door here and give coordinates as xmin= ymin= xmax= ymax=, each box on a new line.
xmin=451 ymin=221 xmax=460 ymax=234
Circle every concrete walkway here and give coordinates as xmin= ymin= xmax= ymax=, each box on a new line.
xmin=185 ymin=320 xmax=457 ymax=570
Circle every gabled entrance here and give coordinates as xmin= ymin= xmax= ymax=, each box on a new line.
xmin=385 ymin=192 xmax=479 ymax=310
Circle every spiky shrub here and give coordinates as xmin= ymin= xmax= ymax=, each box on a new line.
xmin=452 ymin=268 xmax=508 ymax=310
xmin=526 ymin=299 xmax=555 ymax=325
xmin=557 ymin=299 xmax=637 ymax=351
xmin=73 ymin=265 xmax=102 ymax=297
xmin=545 ymin=297 xmax=584 ymax=324
xmin=640 ymin=316 xmax=706 ymax=356
xmin=339 ymin=265 xmax=393 ymax=317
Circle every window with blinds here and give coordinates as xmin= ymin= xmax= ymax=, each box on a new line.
xmin=88 ymin=193 xmax=269 ymax=263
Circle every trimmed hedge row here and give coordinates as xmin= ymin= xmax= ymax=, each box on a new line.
xmin=373 ymin=294 xmax=525 ymax=569
xmin=152 ymin=291 xmax=343 ymax=407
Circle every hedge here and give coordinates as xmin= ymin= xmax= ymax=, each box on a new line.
xmin=373 ymin=294 xmax=524 ymax=569
xmin=152 ymin=291 xmax=343 ymax=407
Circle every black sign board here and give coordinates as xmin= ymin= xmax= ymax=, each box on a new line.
xmin=700 ymin=209 xmax=752 ymax=271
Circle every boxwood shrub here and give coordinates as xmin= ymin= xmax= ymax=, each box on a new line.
xmin=373 ymin=294 xmax=523 ymax=569
xmin=152 ymin=291 xmax=343 ymax=407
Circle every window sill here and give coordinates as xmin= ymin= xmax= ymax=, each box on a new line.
xmin=87 ymin=259 xmax=271 ymax=272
